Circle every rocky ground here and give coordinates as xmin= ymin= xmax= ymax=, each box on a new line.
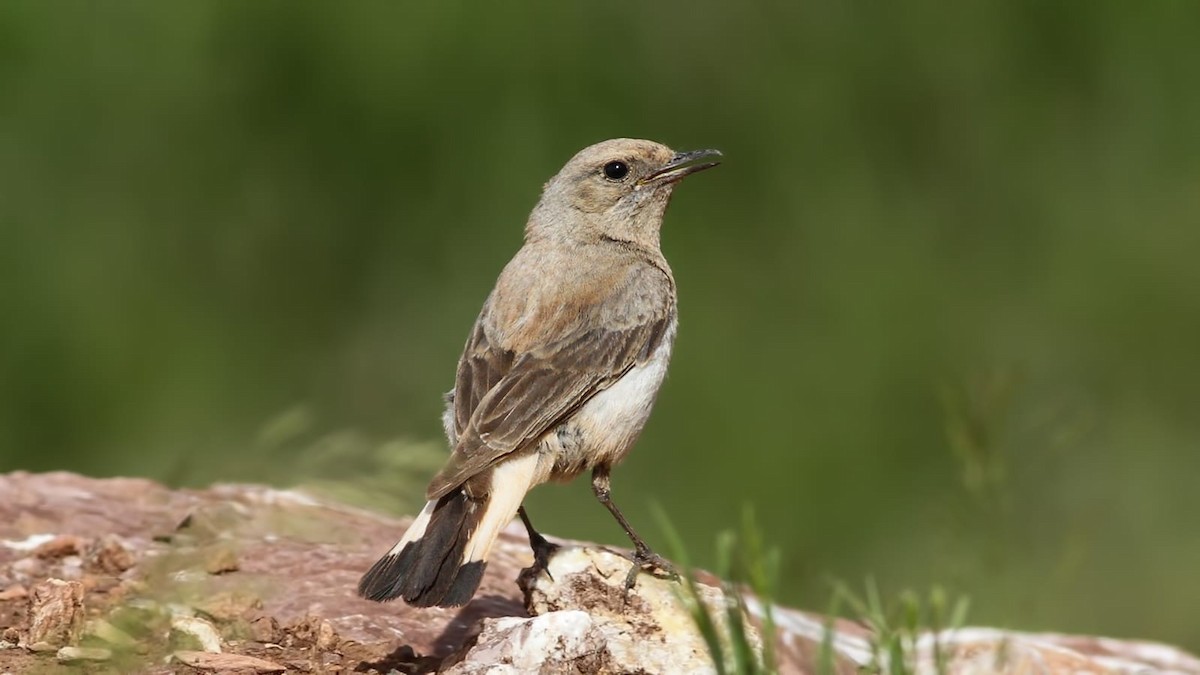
xmin=1 ymin=471 xmax=1197 ymax=674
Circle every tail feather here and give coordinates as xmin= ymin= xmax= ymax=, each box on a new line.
xmin=357 ymin=453 xmax=542 ymax=607
xmin=405 ymin=490 xmax=477 ymax=603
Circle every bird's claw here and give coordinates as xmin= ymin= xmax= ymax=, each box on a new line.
xmin=622 ymin=547 xmax=680 ymax=589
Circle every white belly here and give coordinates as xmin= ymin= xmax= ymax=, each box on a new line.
xmin=545 ymin=320 xmax=677 ymax=476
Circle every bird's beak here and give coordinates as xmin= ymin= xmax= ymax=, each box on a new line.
xmin=639 ymin=148 xmax=723 ymax=187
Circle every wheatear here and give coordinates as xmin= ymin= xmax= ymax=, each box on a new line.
xmin=358 ymin=138 xmax=721 ymax=607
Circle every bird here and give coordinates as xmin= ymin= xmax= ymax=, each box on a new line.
xmin=357 ymin=138 xmax=721 ymax=608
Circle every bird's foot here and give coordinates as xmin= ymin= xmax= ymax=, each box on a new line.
xmin=517 ymin=506 xmax=559 ymax=581
xmin=528 ymin=530 xmax=560 ymax=581
xmin=622 ymin=545 xmax=680 ymax=590
xmin=517 ymin=534 xmax=562 ymax=597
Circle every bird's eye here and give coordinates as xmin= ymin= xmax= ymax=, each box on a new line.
xmin=602 ymin=160 xmax=629 ymax=181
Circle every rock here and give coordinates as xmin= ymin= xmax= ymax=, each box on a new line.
xmin=170 ymin=616 xmax=224 ymax=653
xmin=21 ymin=578 xmax=84 ymax=648
xmin=1 ymin=471 xmax=1197 ymax=675
xmin=443 ymin=611 xmax=605 ymax=674
xmin=515 ymin=546 xmax=761 ymax=674
xmin=56 ymin=646 xmax=113 ymax=663
xmin=930 ymin=630 xmax=1200 ymax=675
xmin=767 ymin=611 xmax=1200 ymax=675
xmin=172 ymin=650 xmax=287 ymax=673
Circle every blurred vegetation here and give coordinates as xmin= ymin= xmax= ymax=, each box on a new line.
xmin=829 ymin=580 xmax=971 ymax=675
xmin=2 ymin=0 xmax=1198 ymax=651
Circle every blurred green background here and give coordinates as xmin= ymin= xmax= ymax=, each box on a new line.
xmin=2 ymin=0 xmax=1198 ymax=650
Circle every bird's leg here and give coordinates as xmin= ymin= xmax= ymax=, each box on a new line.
xmin=590 ymin=466 xmax=678 ymax=588
xmin=518 ymin=505 xmax=558 ymax=577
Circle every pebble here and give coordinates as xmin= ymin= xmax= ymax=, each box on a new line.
xmin=171 ymin=616 xmax=224 ymax=653
xmin=57 ymin=646 xmax=113 ymax=663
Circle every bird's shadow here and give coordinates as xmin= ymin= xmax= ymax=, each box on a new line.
xmin=356 ymin=592 xmax=527 ymax=674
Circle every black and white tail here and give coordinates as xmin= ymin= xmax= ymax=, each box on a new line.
xmin=357 ymin=453 xmax=540 ymax=607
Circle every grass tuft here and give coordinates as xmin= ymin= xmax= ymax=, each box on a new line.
xmin=655 ymin=506 xmax=779 ymax=675
xmin=656 ymin=509 xmax=971 ymax=675
xmin=831 ymin=579 xmax=970 ymax=675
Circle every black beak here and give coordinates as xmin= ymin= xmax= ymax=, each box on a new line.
xmin=640 ymin=148 xmax=723 ymax=186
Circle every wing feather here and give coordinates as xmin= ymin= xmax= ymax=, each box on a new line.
xmin=426 ymin=293 xmax=674 ymax=501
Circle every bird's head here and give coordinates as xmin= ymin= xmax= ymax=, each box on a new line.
xmin=528 ymin=138 xmax=721 ymax=248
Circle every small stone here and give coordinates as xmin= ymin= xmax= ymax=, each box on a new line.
xmin=0 ymin=585 xmax=27 ymax=601
xmin=315 ymin=620 xmax=339 ymax=652
xmin=170 ymin=616 xmax=224 ymax=653
xmin=172 ymin=650 xmax=286 ymax=673
xmin=83 ymin=535 xmax=136 ymax=575
xmin=27 ymin=641 xmax=56 ymax=653
xmin=22 ymin=578 xmax=85 ymax=648
xmin=195 ymin=590 xmax=262 ymax=622
xmin=202 ymin=546 xmax=239 ymax=575
xmin=249 ymin=615 xmax=281 ymax=643
xmin=57 ymin=646 xmax=113 ymax=663
xmin=32 ymin=535 xmax=86 ymax=560
xmin=287 ymin=615 xmax=340 ymax=651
